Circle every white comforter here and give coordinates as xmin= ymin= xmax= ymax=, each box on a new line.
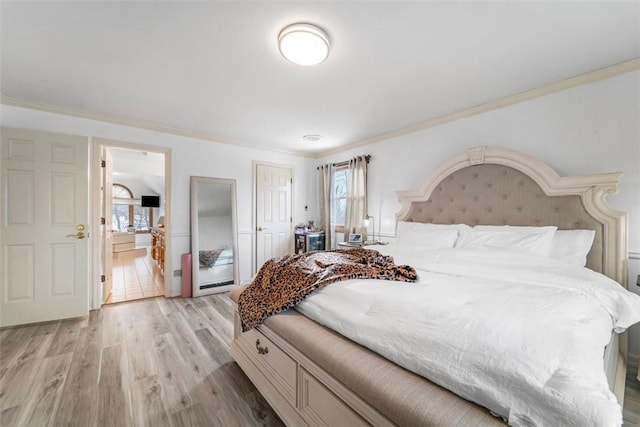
xmin=295 ymin=245 xmax=640 ymax=427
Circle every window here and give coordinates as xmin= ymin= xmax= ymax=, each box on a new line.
xmin=112 ymin=183 xmax=153 ymax=232
xmin=333 ymin=166 xmax=348 ymax=228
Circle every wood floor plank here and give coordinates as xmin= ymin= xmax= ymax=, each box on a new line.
xmin=127 ymin=340 xmax=159 ymax=383
xmin=98 ymin=344 xmax=133 ymax=427
xmin=130 ymin=375 xmax=174 ymax=427
xmin=194 ymin=328 xmax=232 ymax=366
xmin=45 ymin=317 xmax=85 ymax=357
xmin=54 ymin=322 xmax=102 ymax=427
xmin=0 ymin=404 xmax=22 ymax=426
xmin=31 ymin=319 xmax=61 ymax=337
xmin=0 ymin=333 xmax=53 ymax=411
xmin=165 ymin=311 xmax=208 ymax=361
xmin=150 ymin=332 xmax=194 ymax=415
xmin=0 ymin=324 xmax=37 ymax=367
xmin=205 ymin=294 xmax=234 ymax=320
xmin=171 ymin=401 xmax=227 ymax=427
xmin=15 ymin=353 xmax=72 ymax=427
xmin=125 ymin=314 xmax=171 ymax=347
xmin=192 ymin=304 xmax=234 ymax=347
xmin=156 ymin=296 xmax=180 ymax=316
xmin=176 ymin=299 xmax=211 ymax=331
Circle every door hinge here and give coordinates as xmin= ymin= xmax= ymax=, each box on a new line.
xmin=100 ymin=275 xmax=106 ymax=283
xmin=290 ymin=217 xmax=293 ymax=223
xmin=100 ymin=217 xmax=105 ymax=225
xmin=290 ymin=178 xmax=293 ymax=184
xmin=101 ymin=160 xmax=106 ymax=168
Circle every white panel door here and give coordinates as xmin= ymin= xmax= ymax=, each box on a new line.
xmin=0 ymin=128 xmax=89 ymax=327
xmin=256 ymin=164 xmax=292 ymax=269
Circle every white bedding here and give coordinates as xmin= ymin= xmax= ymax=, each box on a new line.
xmin=295 ymin=244 xmax=640 ymax=427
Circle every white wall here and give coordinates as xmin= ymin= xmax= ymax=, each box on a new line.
xmin=318 ymin=71 xmax=640 ymax=354
xmin=0 ymin=104 xmax=316 ymax=297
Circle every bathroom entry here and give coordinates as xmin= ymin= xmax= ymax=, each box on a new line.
xmin=102 ymin=146 xmax=167 ymax=304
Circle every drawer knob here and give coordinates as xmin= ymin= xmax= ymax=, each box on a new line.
xmin=255 ymin=339 xmax=269 ymax=355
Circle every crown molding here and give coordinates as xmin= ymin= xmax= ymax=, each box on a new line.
xmin=0 ymin=95 xmax=316 ymax=159
xmin=318 ymin=58 xmax=640 ymax=158
xmin=2 ymin=58 xmax=638 ymax=160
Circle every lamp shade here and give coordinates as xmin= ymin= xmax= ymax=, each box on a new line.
xmin=278 ymin=23 xmax=330 ymax=66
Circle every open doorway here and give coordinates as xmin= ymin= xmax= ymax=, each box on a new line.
xmin=100 ymin=145 xmax=167 ymax=304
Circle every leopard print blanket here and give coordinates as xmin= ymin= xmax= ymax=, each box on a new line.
xmin=238 ymin=248 xmax=417 ymax=331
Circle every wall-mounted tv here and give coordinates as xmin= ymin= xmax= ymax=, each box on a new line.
xmin=141 ymin=195 xmax=160 ymax=208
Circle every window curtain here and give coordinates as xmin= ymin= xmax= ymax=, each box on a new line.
xmin=344 ymin=156 xmax=368 ymax=242
xmin=317 ymin=164 xmax=335 ymax=249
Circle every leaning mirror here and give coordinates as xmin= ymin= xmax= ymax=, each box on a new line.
xmin=191 ymin=176 xmax=238 ymax=296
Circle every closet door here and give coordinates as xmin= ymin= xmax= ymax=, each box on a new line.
xmin=255 ymin=164 xmax=292 ymax=269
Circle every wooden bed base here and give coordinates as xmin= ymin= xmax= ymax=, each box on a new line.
xmin=229 ymin=303 xmax=395 ymax=426
xmin=231 ymin=146 xmax=630 ymax=425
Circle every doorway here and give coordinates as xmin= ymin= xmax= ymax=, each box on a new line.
xmin=92 ymin=140 xmax=170 ymax=307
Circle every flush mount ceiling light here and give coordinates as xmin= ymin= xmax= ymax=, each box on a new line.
xmin=278 ymin=23 xmax=330 ymax=66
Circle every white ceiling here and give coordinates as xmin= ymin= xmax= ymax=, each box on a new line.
xmin=1 ymin=1 xmax=638 ymax=156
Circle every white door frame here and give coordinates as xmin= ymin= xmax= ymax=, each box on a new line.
xmin=90 ymin=137 xmax=171 ymax=310
xmin=252 ymin=160 xmax=294 ymax=274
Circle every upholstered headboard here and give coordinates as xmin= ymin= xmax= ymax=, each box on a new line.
xmin=396 ymin=146 xmax=628 ymax=286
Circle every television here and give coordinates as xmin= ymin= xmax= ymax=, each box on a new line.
xmin=141 ymin=195 xmax=160 ymax=208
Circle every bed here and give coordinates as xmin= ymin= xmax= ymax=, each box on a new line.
xmin=229 ymin=146 xmax=638 ymax=426
xmin=197 ymin=247 xmax=234 ymax=290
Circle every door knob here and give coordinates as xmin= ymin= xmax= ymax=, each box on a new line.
xmin=67 ymin=232 xmax=86 ymax=239
xmin=257 ymin=226 xmax=268 ymax=231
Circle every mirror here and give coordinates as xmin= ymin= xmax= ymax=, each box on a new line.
xmin=191 ymin=176 xmax=238 ymax=296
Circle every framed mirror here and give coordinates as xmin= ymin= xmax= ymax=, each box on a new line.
xmin=190 ymin=176 xmax=238 ymax=296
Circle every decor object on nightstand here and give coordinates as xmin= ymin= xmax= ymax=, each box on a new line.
xmin=295 ymin=231 xmax=325 ymax=253
xmin=362 ymin=215 xmax=378 ymax=244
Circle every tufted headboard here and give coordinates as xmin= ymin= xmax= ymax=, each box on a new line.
xmin=396 ymin=146 xmax=628 ymax=287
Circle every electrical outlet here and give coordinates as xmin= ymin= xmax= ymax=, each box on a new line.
xmin=173 ymin=269 xmax=182 ymax=277
xmin=636 ymin=274 xmax=640 ymax=286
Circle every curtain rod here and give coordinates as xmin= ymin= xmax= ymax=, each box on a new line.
xmin=317 ymin=155 xmax=371 ymax=170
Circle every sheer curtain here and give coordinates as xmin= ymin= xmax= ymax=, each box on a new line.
xmin=344 ymin=156 xmax=368 ymax=242
xmin=317 ymin=164 xmax=335 ymax=249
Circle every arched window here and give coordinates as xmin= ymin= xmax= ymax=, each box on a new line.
xmin=112 ymin=184 xmax=153 ymax=232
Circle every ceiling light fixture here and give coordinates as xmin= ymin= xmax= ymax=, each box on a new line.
xmin=278 ymin=23 xmax=330 ymax=66
xmin=302 ymin=135 xmax=323 ymax=142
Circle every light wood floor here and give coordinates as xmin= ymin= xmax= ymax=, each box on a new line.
xmin=626 ymin=359 xmax=640 ymax=427
xmin=1 ymin=294 xmax=639 ymax=426
xmin=0 ymin=294 xmax=283 ymax=427
xmin=107 ymin=246 xmax=164 ymax=304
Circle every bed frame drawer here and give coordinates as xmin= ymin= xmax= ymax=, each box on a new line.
xmin=230 ymin=307 xmax=394 ymax=427
xmin=235 ymin=326 xmax=297 ymax=407
xmin=299 ymin=368 xmax=368 ymax=427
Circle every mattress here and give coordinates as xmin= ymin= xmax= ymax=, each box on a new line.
xmin=295 ymin=245 xmax=640 ymax=426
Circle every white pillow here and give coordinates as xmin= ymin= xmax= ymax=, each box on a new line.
xmin=549 ymin=229 xmax=595 ymax=267
xmin=396 ymin=221 xmax=469 ymax=248
xmin=456 ymin=225 xmax=557 ymax=256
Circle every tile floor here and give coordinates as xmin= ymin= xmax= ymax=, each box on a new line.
xmin=106 ymin=245 xmax=164 ymax=304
